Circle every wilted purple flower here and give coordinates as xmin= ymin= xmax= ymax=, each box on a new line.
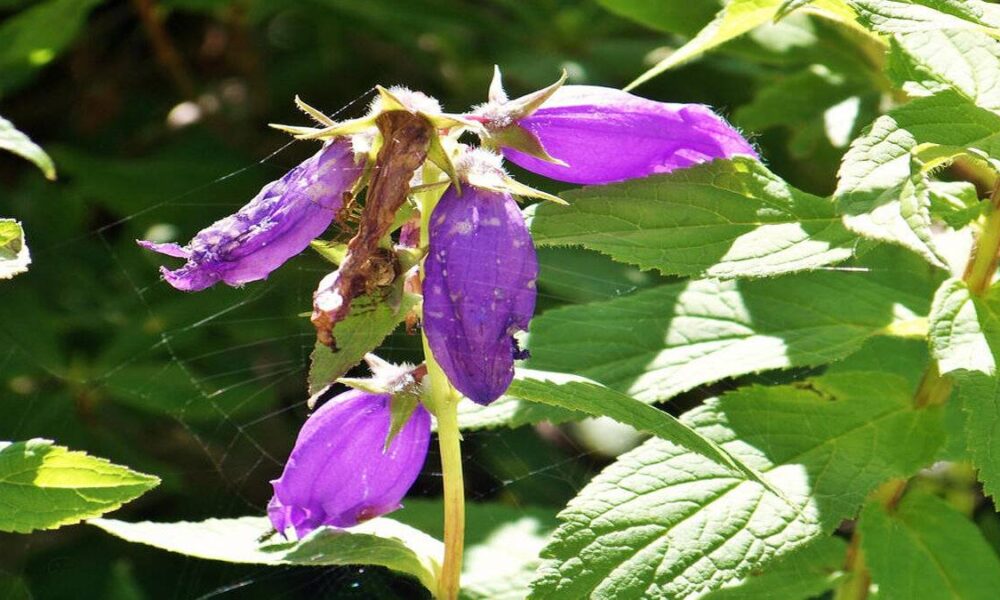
xmin=485 ymin=85 xmax=756 ymax=185
xmin=268 ymin=389 xmax=431 ymax=538
xmin=423 ymin=163 xmax=537 ymax=405
xmin=139 ymin=139 xmax=362 ymax=291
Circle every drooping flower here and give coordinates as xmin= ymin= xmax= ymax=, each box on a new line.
xmin=422 ymin=151 xmax=537 ymax=405
xmin=139 ymin=139 xmax=362 ymax=291
xmin=268 ymin=388 xmax=431 ymax=538
xmin=479 ymin=84 xmax=757 ymax=185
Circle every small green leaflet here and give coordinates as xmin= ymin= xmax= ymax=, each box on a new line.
xmin=526 ymin=246 xmax=938 ymax=403
xmin=528 ymin=157 xmax=857 ymax=279
xmin=0 ymin=439 xmax=159 ymax=533
xmin=91 ymin=516 xmax=443 ymax=594
xmin=0 ymin=219 xmax=31 ymax=279
xmin=887 ymin=29 xmax=1000 ymax=111
xmin=0 ymin=115 xmax=54 ymax=179
xmin=308 ymin=291 xmax=419 ymax=395
xmin=847 ymin=0 xmax=1000 ymax=35
xmin=528 ymin=337 xmax=944 ymax=599
xmin=928 ymin=277 xmax=999 ymax=375
xmin=860 ymin=491 xmax=1000 ymax=600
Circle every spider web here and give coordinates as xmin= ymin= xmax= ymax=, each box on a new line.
xmin=0 ymin=88 xmax=615 ymax=599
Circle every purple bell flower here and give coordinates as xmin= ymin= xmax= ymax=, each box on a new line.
xmin=488 ymin=85 xmax=756 ymax=185
xmin=268 ymin=389 xmax=431 ymax=538
xmin=139 ymin=139 xmax=362 ymax=291
xmin=423 ymin=163 xmax=538 ymax=405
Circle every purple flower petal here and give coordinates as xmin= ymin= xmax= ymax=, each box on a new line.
xmin=268 ymin=389 xmax=431 ymax=538
xmin=139 ymin=139 xmax=362 ymax=291
xmin=422 ymin=185 xmax=537 ymax=405
xmin=501 ymin=85 xmax=756 ymax=185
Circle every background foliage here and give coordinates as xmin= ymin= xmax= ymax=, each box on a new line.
xmin=4 ymin=0 xmax=1000 ymax=598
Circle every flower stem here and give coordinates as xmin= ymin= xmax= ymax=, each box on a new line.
xmin=416 ymin=168 xmax=465 ymax=599
xmin=433 ymin=385 xmax=465 ymax=600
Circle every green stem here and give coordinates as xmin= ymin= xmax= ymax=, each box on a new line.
xmin=964 ymin=182 xmax=1000 ymax=296
xmin=417 ymin=171 xmax=465 ymax=599
xmin=433 ymin=383 xmax=465 ymax=600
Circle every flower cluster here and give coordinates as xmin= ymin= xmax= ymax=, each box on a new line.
xmin=139 ymin=70 xmax=755 ymax=536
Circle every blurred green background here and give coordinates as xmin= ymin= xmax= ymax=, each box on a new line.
xmin=0 ymin=0 xmax=887 ymax=597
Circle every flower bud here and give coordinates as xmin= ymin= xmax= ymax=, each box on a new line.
xmin=486 ymin=85 xmax=756 ymax=185
xmin=139 ymin=139 xmax=362 ymax=291
xmin=422 ymin=169 xmax=537 ymax=405
xmin=268 ymin=389 xmax=431 ymax=538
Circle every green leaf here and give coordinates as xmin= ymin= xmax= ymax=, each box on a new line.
xmin=835 ymin=90 xmax=1000 ymax=265
xmin=626 ymin=0 xmax=859 ymax=90
xmin=529 ymin=337 xmax=943 ymax=599
xmin=734 ymin=65 xmax=871 ymax=153
xmin=526 ymin=247 xmax=938 ymax=403
xmin=308 ymin=291 xmax=419 ymax=395
xmin=504 ymin=369 xmax=772 ymax=486
xmin=593 ymin=0 xmax=721 ymax=36
xmin=0 ymin=439 xmax=159 ymax=533
xmin=887 ymin=29 xmax=1000 ymax=111
xmin=0 ymin=115 xmax=55 ymax=179
xmin=90 ymin=515 xmax=443 ymax=594
xmin=860 ymin=490 xmax=1000 ymax=600
xmin=959 ymin=371 xmax=1000 ymax=499
xmin=927 ymin=180 xmax=984 ymax=229
xmin=928 ymin=277 xmax=1000 ymax=375
xmin=701 ymin=537 xmax=846 ymax=600
xmin=0 ymin=0 xmax=105 ymax=96
xmin=0 ymin=219 xmax=31 ymax=280
xmin=528 ymin=157 xmax=857 ymax=279
xmin=847 ymin=0 xmax=1000 ymax=35
xmin=395 ymin=499 xmax=559 ymax=600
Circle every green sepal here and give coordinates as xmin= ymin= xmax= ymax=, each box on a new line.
xmin=295 ymin=95 xmax=336 ymax=126
xmin=427 ymin=132 xmax=461 ymax=194
xmin=310 ymin=240 xmax=348 ymax=265
xmin=493 ymin=68 xmax=567 ymax=122
xmin=385 ymin=389 xmax=422 ymax=451
xmin=483 ymin=123 xmax=567 ymax=166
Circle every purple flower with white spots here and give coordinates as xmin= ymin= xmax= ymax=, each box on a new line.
xmin=268 ymin=389 xmax=431 ymax=538
xmin=139 ymin=139 xmax=362 ymax=291
xmin=480 ymin=85 xmax=756 ymax=185
xmin=422 ymin=154 xmax=538 ymax=405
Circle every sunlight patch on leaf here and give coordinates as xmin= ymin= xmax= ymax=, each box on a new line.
xmin=528 ymin=157 xmax=857 ymax=279
xmin=529 ymin=337 xmax=943 ymax=599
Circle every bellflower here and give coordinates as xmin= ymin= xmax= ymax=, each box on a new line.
xmin=422 ymin=151 xmax=538 ymax=405
xmin=139 ymin=139 xmax=362 ymax=291
xmin=479 ymin=83 xmax=756 ymax=185
xmin=268 ymin=388 xmax=431 ymax=538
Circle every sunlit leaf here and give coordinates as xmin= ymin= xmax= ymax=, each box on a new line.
xmin=0 ymin=439 xmax=159 ymax=533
